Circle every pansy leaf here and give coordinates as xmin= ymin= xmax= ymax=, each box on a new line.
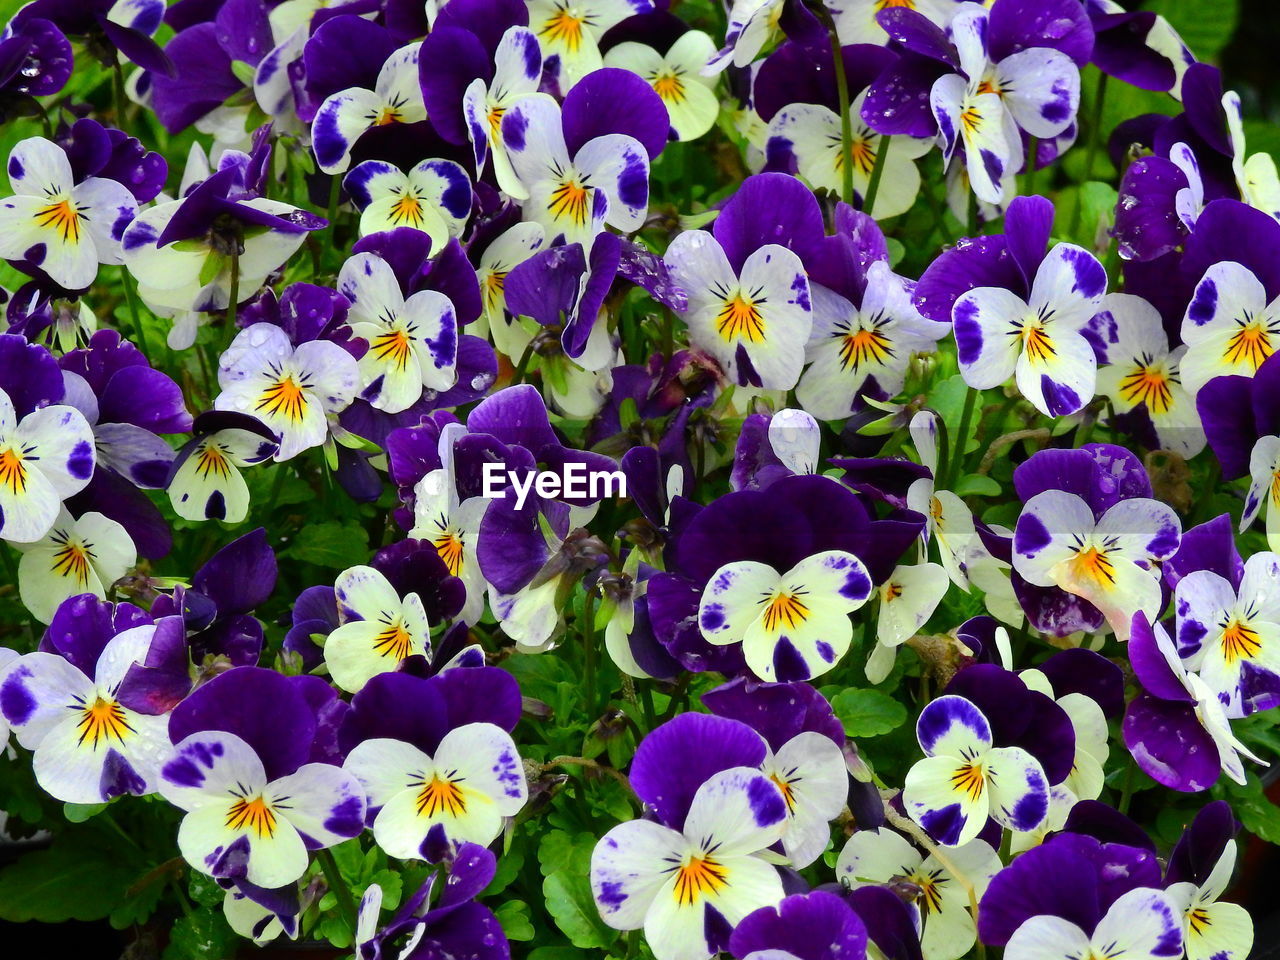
xmin=286 ymin=520 xmax=371 ymax=569
xmin=831 ymin=688 xmax=908 ymax=737
xmin=495 ymin=899 xmax=536 ymax=941
xmin=0 ymin=843 xmax=138 ymax=922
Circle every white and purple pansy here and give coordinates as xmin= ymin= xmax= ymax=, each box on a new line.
xmin=1165 ymin=840 xmax=1255 ymax=960
xmin=0 ymin=136 xmax=137 ymax=290
xmin=410 ymin=465 xmax=488 ymax=625
xmin=214 ymin=323 xmax=360 ymax=461
xmin=1173 ymin=552 xmax=1280 ymax=718
xmin=906 ymin=410 xmax=981 ymax=589
xmin=527 ymin=0 xmax=656 ymax=91
xmin=698 ymin=549 xmax=873 ymax=682
xmin=15 ymin=509 xmax=136 ymax=624
xmin=931 ymin=6 xmax=1080 ymax=206
xmin=1013 ymin=490 xmax=1181 ymax=641
xmin=167 ymin=412 xmax=280 ymax=524
xmin=604 ymin=31 xmax=720 ymax=142
xmin=1179 ymin=260 xmax=1280 ymax=397
xmin=1224 ymin=90 xmax=1280 ymax=224
xmin=342 ymin=158 xmax=473 ymax=246
xmin=324 ymin=564 xmax=432 ymax=694
xmin=1087 ymin=293 xmax=1205 ymax=459
xmin=337 ymin=252 xmax=459 ymax=414
xmin=953 ymin=242 xmax=1107 ymax=417
xmin=760 ymin=731 xmax=849 ymax=868
xmin=342 ymin=723 xmax=528 ymax=856
xmin=159 ymin=730 xmax=367 ymax=888
xmin=500 ymin=94 xmax=651 ymax=246
xmin=903 ymin=694 xmax=1050 ymax=847
xmin=702 ymin=0 xmax=783 ymax=75
xmin=0 ymin=386 xmax=96 ymax=544
xmin=1241 ymin=434 xmax=1280 ymax=550
xmin=590 ymin=766 xmax=788 ymax=960
xmin=837 ymin=828 xmax=1001 ymax=960
xmin=866 ymin=561 xmax=951 ymax=684
xmin=475 ymin=221 xmax=547 ymax=360
xmin=665 ymin=230 xmax=812 ymax=390
xmin=1019 ymin=669 xmax=1109 ymax=802
xmin=460 ymin=26 xmax=544 ymax=197
xmin=797 ymin=260 xmax=949 ymax=418
xmin=311 ymin=42 xmax=426 ymax=175
xmin=0 ymin=620 xmax=178 ymax=804
xmin=767 ymin=91 xmax=936 ymax=220
xmin=1003 ymin=887 xmax=1184 ymax=960
xmin=836 ymin=0 xmax=959 ymax=46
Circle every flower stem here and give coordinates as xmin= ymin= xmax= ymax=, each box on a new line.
xmin=582 ymin=583 xmax=598 ymax=713
xmin=222 ymin=246 xmax=241 ymax=358
xmin=944 ymin=387 xmax=979 ymax=489
xmin=316 ymin=847 xmax=358 ymax=934
xmin=863 ymin=135 xmax=892 ymax=217
xmin=810 ymin=2 xmax=855 ymax=206
xmin=119 ymin=268 xmax=151 ymax=358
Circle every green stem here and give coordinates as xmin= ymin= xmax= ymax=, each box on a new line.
xmin=863 ymin=135 xmax=892 ymax=217
xmin=582 ymin=584 xmax=597 ymax=714
xmin=316 ymin=848 xmax=358 ymax=933
xmin=111 ymin=62 xmax=129 ymax=128
xmin=1117 ymin=754 xmax=1136 ymax=816
xmin=325 ymin=175 xmax=342 ymax=252
xmin=944 ymin=387 xmax=979 ymax=489
xmin=810 ymin=2 xmax=854 ymax=205
xmin=222 ymin=246 xmax=241 ymax=357
xmin=1024 ymin=136 xmax=1039 ymax=197
xmin=119 ymin=268 xmax=152 ymax=358
xmin=510 ymin=339 xmax=536 ymax=385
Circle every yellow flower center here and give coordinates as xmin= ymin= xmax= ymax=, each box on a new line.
xmin=548 ymin=177 xmax=591 ymax=226
xmin=1070 ymin=545 xmax=1117 ymax=587
xmin=416 ymin=775 xmax=467 ymax=817
xmin=1021 ymin=321 xmax=1056 ymax=364
xmin=652 ymin=71 xmax=685 ymax=103
xmin=950 ymin=763 xmax=985 ymax=802
xmin=1118 ymin=365 xmax=1174 ymax=415
xmin=839 ymin=327 xmax=893 ymax=370
xmin=434 ymin=530 xmax=465 ymax=576
xmin=0 ymin=447 xmax=29 ymax=495
xmin=256 ymin=375 xmax=308 ymax=424
xmin=389 ymin=193 xmax=426 ymax=228
xmin=372 ymin=620 xmax=415 ymax=660
xmin=538 ymin=8 xmax=586 ymax=52
xmin=761 ymin=590 xmax=810 ymax=632
xmin=196 ymin=442 xmax=232 ymax=480
xmin=673 ymin=856 xmax=728 ymax=906
xmin=76 ymin=696 xmax=134 ymax=749
xmin=371 ymin=328 xmax=415 ymax=371
xmin=716 ymin=294 xmax=766 ymax=343
xmin=50 ymin=537 xmax=92 ymax=587
xmin=1223 ymin=321 xmax=1273 ymax=370
xmin=1221 ymin=619 xmax=1262 ymax=664
xmin=35 ymin=196 xmax=82 ymax=243
xmin=226 ymin=795 xmax=277 ymax=838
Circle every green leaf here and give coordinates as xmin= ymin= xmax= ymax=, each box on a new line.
xmin=885 ymin=237 xmax=906 ymax=269
xmin=0 ymin=844 xmax=137 ymax=922
xmin=953 ymin=474 xmax=1001 ymax=498
xmin=1223 ymin=772 xmax=1280 ymax=843
xmin=230 ymin=60 xmax=257 ymax=86
xmin=286 ymin=521 xmax=370 ymax=569
xmin=494 ymin=899 xmax=536 ymax=941
xmin=831 ymin=688 xmax=909 ymax=738
xmin=1146 ymin=0 xmax=1239 ymax=58
xmin=64 ymin=801 xmax=107 ymax=822
xmin=542 ymin=871 xmax=615 ymax=949
xmin=164 ymin=908 xmax=239 ymax=960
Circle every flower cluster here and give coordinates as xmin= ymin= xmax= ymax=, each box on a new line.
xmin=0 ymin=1 xmax=1273 ymax=959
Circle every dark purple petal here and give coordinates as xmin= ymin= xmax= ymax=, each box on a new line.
xmin=420 ymin=26 xmax=491 ymax=145
xmin=149 ymin=23 xmax=239 ymax=133
xmin=1122 ymin=694 xmax=1222 ymax=792
xmin=1165 ymin=514 xmax=1244 ymax=592
xmin=847 ymin=886 xmax=922 ymax=960
xmin=40 ymin=595 xmax=151 ymax=676
xmin=192 ymin=528 xmax=277 ymax=615
xmin=169 ymin=667 xmax=319 ymax=779
xmin=988 ymin=0 xmax=1094 ymax=66
xmin=1164 ymin=799 xmax=1237 ymax=888
xmin=562 ymin=68 xmax=669 ymax=160
xmin=115 ymin=616 xmax=191 ymax=715
xmin=1003 ymin=195 xmax=1054 ymax=290
xmin=702 ymin=676 xmax=843 ymax=752
xmin=1127 ymin=612 xmax=1193 ymax=703
xmin=646 ymin=573 xmax=748 ymax=676
xmin=338 ymin=672 xmax=450 ymax=757
xmin=0 ymin=333 xmax=63 ymax=416
xmin=914 ymin=236 xmax=1022 ymax=322
xmin=730 ymin=891 xmax=867 ymax=960
xmin=1196 ymin=375 xmax=1256 ymax=481
xmin=713 ymin=173 xmax=825 ymax=273
xmin=861 ymin=49 xmax=948 ymax=138
xmin=1037 ymin=647 xmax=1124 ymax=718
xmin=1181 ymin=199 xmax=1280 ymax=301
xmin=629 ymin=712 xmax=767 ymax=830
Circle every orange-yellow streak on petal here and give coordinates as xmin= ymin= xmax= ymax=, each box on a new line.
xmin=0 ymin=448 xmax=28 ymax=495
xmin=256 ymin=375 xmax=309 ymax=424
xmin=372 ymin=621 xmax=414 ymax=660
xmin=1221 ymin=620 xmax=1262 ymax=664
xmin=76 ymin=696 xmax=134 ymax=749
xmin=761 ymin=591 xmax=810 ymax=632
xmin=226 ymin=796 xmax=278 ymax=838
xmin=1223 ymin=322 xmax=1274 ymax=371
xmin=35 ymin=198 xmax=82 ymax=243
xmin=673 ymin=856 xmax=728 ymax=906
xmin=950 ymin=763 xmax=985 ymax=802
xmin=715 ymin=295 xmax=766 ymax=343
xmin=371 ymin=329 xmax=415 ymax=371
xmin=548 ymin=178 xmax=591 ymax=227
xmin=416 ymin=775 xmax=467 ymax=817
xmin=839 ymin=327 xmax=894 ymax=370
xmin=1118 ymin=366 xmax=1175 ymax=415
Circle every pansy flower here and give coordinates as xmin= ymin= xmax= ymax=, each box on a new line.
xmin=337 ymin=252 xmax=459 ymax=414
xmin=865 ymin=560 xmax=950 ymax=684
xmin=15 ymin=509 xmax=135 ymax=624
xmin=500 ymin=69 xmax=662 ymax=246
xmin=699 ymin=548 xmax=873 ymax=682
xmin=905 ymin=410 xmax=981 ymax=588
xmin=1013 ymin=488 xmax=1180 ymax=640
xmin=343 ymin=722 xmax=527 ymax=856
xmin=954 ymin=240 xmax=1107 ymax=417
xmin=591 ymin=766 xmax=787 ymax=960
xmin=836 ymin=0 xmax=957 ymax=46
xmin=411 ymin=463 xmax=488 ymax=625
xmin=902 ymin=694 xmax=1050 ymax=846
xmin=11 ymin=0 xmax=171 ymax=76
xmin=1003 ymin=887 xmax=1183 ymax=960
xmin=0 ymin=15 xmax=73 ymax=107
xmin=0 ymin=136 xmax=138 ymax=291
xmin=1164 ymin=805 xmax=1254 ymax=960
xmin=1173 ymin=552 xmax=1280 ymax=718
xmin=1123 ymin=613 xmax=1265 ymax=793
xmin=605 ymin=30 xmax=720 ymax=142
xmin=760 ymin=730 xmax=849 ymax=868
xmin=472 ymin=220 xmax=546 ymax=360
xmin=324 ymin=564 xmax=432 ymax=693
xmin=929 ymin=5 xmax=1084 ymax=205
xmin=343 ymin=158 xmax=472 ymax=245
xmin=1087 ymin=293 xmax=1205 ymax=458
xmin=768 ymin=90 xmax=935 ymax=219
xmin=0 ymin=614 xmax=182 ymax=803
xmin=703 ymin=0 xmax=783 ymax=75
xmin=160 ymin=728 xmax=367 ymax=888
xmin=529 ymin=0 xmax=656 ymax=91
xmin=1179 ymin=260 xmax=1280 ymax=397
xmin=167 ymin=412 xmax=280 ymax=523
xmin=1223 ymin=91 xmax=1280 ymax=224
xmin=665 ymin=229 xmax=811 ymax=391
xmin=797 ymin=247 xmax=949 ymax=417
xmin=311 ymin=42 xmax=426 ymax=174
xmin=215 ymin=323 xmax=361 ymax=461
xmin=0 ymin=385 xmax=95 ymax=544
xmin=729 ymin=891 xmax=869 ymax=960
xmin=837 ymin=828 xmax=1001 ymax=960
